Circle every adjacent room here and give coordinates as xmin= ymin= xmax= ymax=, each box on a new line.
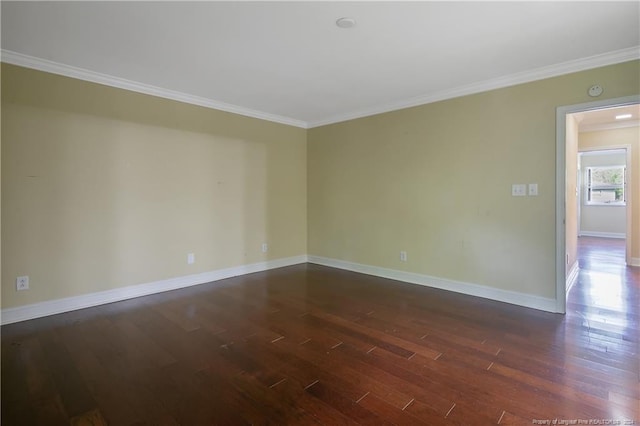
xmin=2 ymin=2 xmax=639 ymax=425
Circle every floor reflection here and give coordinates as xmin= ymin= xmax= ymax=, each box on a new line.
xmin=582 ymin=270 xmax=625 ymax=311
xmin=567 ymin=236 xmax=638 ymax=347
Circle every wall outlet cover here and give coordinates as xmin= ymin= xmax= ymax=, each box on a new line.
xmin=16 ymin=276 xmax=29 ymax=291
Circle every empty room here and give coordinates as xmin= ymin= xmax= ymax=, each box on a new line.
xmin=1 ymin=2 xmax=639 ymax=425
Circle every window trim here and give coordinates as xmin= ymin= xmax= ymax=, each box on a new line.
xmin=585 ymin=165 xmax=626 ymax=206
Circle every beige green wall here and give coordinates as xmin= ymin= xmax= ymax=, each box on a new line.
xmin=1 ymin=64 xmax=3 ymax=311
xmin=2 ymin=60 xmax=639 ymax=313
xmin=1 ymin=64 xmax=307 ymax=309
xmin=579 ymin=126 xmax=640 ymax=259
xmin=308 ymin=60 xmax=639 ymax=299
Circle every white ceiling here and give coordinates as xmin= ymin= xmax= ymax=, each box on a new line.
xmin=2 ymin=1 xmax=639 ymax=128
xmin=577 ymin=104 xmax=640 ymax=132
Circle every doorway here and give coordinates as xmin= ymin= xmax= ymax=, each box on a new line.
xmin=556 ymin=95 xmax=639 ymax=314
xmin=577 ymin=148 xmax=629 ymax=248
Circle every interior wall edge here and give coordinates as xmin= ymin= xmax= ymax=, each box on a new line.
xmin=0 ymin=50 xmax=308 ymax=129
xmin=307 ymin=255 xmax=559 ymax=313
xmin=578 ymin=232 xmax=626 ymax=239
xmin=566 ymin=261 xmax=580 ymax=294
xmin=0 ymin=255 xmax=308 ymax=325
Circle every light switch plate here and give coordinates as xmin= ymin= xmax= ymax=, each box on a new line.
xmin=512 ymin=184 xmax=527 ymax=196
xmin=528 ymin=183 xmax=538 ymax=196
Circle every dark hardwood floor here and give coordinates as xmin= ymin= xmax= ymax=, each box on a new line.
xmin=2 ymin=239 xmax=638 ymax=425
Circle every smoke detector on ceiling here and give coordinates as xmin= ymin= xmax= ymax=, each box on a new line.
xmin=588 ymin=84 xmax=603 ymax=97
xmin=336 ymin=17 xmax=356 ymax=29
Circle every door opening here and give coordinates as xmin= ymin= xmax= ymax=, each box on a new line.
xmin=555 ymin=95 xmax=639 ymax=314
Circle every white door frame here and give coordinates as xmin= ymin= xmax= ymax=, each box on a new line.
xmin=555 ymin=94 xmax=639 ymax=314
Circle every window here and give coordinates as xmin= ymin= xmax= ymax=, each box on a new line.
xmin=586 ymin=166 xmax=625 ymax=205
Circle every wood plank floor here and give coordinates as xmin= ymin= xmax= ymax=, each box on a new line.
xmin=2 ymin=237 xmax=638 ymax=425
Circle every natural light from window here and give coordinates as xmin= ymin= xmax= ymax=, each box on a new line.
xmin=586 ymin=165 xmax=626 ymax=205
xmin=585 ymin=271 xmax=626 ymax=314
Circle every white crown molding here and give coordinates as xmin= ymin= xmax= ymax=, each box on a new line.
xmin=308 ymin=46 xmax=640 ymax=128
xmin=0 ymin=255 xmax=308 ymax=325
xmin=0 ymin=49 xmax=308 ymax=129
xmin=580 ymin=120 xmax=639 ymax=133
xmin=3 ymin=47 xmax=638 ymax=131
xmin=307 ymin=255 xmax=558 ymax=313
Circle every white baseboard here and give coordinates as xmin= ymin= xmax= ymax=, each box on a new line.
xmin=1 ymin=255 xmax=308 ymax=325
xmin=630 ymin=257 xmax=640 ymax=267
xmin=1 ymin=253 xmax=566 ymax=324
xmin=307 ymin=256 xmax=558 ymax=313
xmin=566 ymin=261 xmax=580 ymax=293
xmin=578 ymin=231 xmax=625 ymax=239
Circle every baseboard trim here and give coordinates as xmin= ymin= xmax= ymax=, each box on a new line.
xmin=630 ymin=257 xmax=640 ymax=267
xmin=566 ymin=261 xmax=580 ymax=293
xmin=308 ymin=256 xmax=558 ymax=313
xmin=1 ymin=255 xmax=308 ymax=325
xmin=579 ymin=231 xmax=625 ymax=239
xmin=1 ymin=253 xmax=565 ymax=324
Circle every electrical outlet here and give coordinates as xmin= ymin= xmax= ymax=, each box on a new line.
xmin=261 ymin=243 xmax=268 ymax=253
xmin=16 ymin=276 xmax=29 ymax=291
xmin=400 ymin=251 xmax=407 ymax=262
xmin=187 ymin=253 xmax=195 ymax=264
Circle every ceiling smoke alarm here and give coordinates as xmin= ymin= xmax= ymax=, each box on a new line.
xmin=336 ymin=17 xmax=356 ymax=29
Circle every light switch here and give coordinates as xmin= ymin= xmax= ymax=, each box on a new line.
xmin=512 ymin=184 xmax=527 ymax=196
xmin=528 ymin=183 xmax=538 ymax=196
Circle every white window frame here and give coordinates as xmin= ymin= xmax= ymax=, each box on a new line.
xmin=585 ymin=165 xmax=626 ymax=206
